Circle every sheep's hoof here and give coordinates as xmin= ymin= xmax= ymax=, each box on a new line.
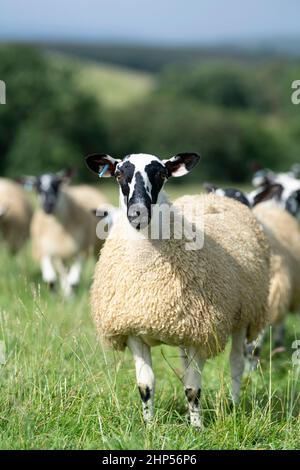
xmin=245 ymin=355 xmax=260 ymax=372
xmin=190 ymin=416 xmax=203 ymax=430
xmin=47 ymin=281 xmax=56 ymax=291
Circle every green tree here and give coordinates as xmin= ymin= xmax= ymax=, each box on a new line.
xmin=0 ymin=45 xmax=107 ymax=178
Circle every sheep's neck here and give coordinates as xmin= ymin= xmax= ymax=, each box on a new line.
xmin=120 ymin=192 xmax=186 ymax=248
xmin=53 ymin=190 xmax=79 ymax=226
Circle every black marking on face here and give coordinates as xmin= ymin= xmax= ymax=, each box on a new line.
xmin=116 ymin=160 xmax=135 ymax=199
xmin=144 ymin=161 xmax=168 ymax=204
xmin=138 ymin=385 xmax=151 ymax=403
xmin=285 ymin=190 xmax=300 ymax=217
xmin=115 ymin=156 xmax=169 ymax=229
xmin=185 ymin=387 xmax=201 ymax=406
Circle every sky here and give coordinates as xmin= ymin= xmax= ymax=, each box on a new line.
xmin=0 ymin=0 xmax=299 ymax=44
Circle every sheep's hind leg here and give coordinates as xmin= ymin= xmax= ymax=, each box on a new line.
xmin=54 ymin=259 xmax=73 ymax=298
xmin=127 ymin=336 xmax=155 ymax=424
xmin=180 ymin=346 xmax=205 ymax=429
xmin=273 ymin=323 xmax=286 ymax=352
xmin=230 ymin=328 xmax=246 ymax=404
xmin=41 ymin=256 xmax=57 ymax=289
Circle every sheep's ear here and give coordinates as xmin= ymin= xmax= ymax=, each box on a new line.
xmin=252 ymin=183 xmax=283 ymax=206
xmin=17 ymin=176 xmax=37 ymax=191
xmin=85 ymin=154 xmax=121 ymax=178
xmin=163 ymin=152 xmax=201 ymax=178
xmin=203 ymin=182 xmax=217 ymax=193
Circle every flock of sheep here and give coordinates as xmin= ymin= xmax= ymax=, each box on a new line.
xmin=0 ymin=152 xmax=300 ymax=430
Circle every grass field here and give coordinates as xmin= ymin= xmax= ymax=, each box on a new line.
xmin=0 ymin=185 xmax=299 ymax=450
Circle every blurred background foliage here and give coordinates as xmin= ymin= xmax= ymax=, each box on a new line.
xmin=0 ymin=43 xmax=299 ymax=183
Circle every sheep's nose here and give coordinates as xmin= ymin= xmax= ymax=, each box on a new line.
xmin=127 ymin=202 xmax=151 ymax=230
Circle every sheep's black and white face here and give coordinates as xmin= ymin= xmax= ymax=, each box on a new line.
xmin=115 ymin=154 xmax=169 ymax=229
xmin=284 ymin=189 xmax=300 ymax=219
xmin=86 ymin=152 xmax=200 ymax=230
xmin=251 ymin=170 xmax=300 ymax=218
xmin=21 ymin=170 xmax=72 ymax=215
xmin=36 ymin=173 xmax=64 ymax=214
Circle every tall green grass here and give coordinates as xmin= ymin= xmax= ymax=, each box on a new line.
xmin=0 ymin=185 xmax=299 ymax=449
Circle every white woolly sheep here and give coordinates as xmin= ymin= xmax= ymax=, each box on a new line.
xmin=253 ymin=201 xmax=300 ymax=349
xmin=28 ymin=171 xmax=111 ymax=297
xmin=85 ymin=152 xmax=270 ymax=428
xmin=204 ymin=182 xmax=300 ymax=351
xmin=252 ymin=169 xmax=300 ymax=221
xmin=0 ymin=177 xmax=33 ymax=253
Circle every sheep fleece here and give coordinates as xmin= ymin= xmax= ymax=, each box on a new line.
xmin=253 ymin=203 xmax=300 ymax=324
xmin=0 ymin=177 xmax=33 ymax=252
xmin=91 ymin=194 xmax=270 ymax=357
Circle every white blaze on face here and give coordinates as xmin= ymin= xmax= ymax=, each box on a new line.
xmin=40 ymin=175 xmax=53 ymax=192
xmin=127 ymin=154 xmax=161 ymax=199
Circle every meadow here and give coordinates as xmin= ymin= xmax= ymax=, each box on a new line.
xmin=0 ymin=183 xmax=299 ymax=450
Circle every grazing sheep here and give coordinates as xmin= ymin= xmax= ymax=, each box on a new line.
xmin=86 ymin=152 xmax=270 ymax=428
xmin=252 ymin=169 xmax=300 ymax=221
xmin=28 ymin=171 xmax=109 ymax=296
xmin=0 ymin=177 xmax=33 ymax=253
xmin=204 ymin=182 xmax=300 ymax=350
xmin=253 ymin=201 xmax=300 ymax=349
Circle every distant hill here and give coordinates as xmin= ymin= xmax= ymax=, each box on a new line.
xmin=36 ymin=39 xmax=300 ymax=73
xmin=48 ymin=52 xmax=154 ymax=108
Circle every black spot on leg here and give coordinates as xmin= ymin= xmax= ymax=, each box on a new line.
xmin=48 ymin=281 xmax=56 ymax=292
xmin=138 ymin=385 xmax=151 ymax=403
xmin=185 ymin=387 xmax=201 ymax=406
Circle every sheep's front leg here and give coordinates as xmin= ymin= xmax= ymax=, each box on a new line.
xmin=68 ymin=255 xmax=84 ymax=289
xmin=54 ymin=259 xmax=73 ymax=298
xmin=127 ymin=336 xmax=155 ymax=423
xmin=180 ymin=346 xmax=205 ymax=429
xmin=230 ymin=328 xmax=246 ymax=404
xmin=41 ymin=256 xmax=57 ymax=288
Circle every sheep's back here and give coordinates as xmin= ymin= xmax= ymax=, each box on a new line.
xmin=31 ymin=190 xmax=96 ymax=261
xmin=66 ymin=185 xmax=108 ymax=211
xmin=91 ymin=194 xmax=270 ymax=356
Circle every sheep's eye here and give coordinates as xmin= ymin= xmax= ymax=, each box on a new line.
xmin=115 ymin=171 xmax=123 ymax=181
xmin=159 ymin=170 xmax=167 ymax=180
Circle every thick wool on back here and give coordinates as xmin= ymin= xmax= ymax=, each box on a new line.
xmin=253 ymin=203 xmax=300 ymax=323
xmin=0 ymin=178 xmax=33 ymax=252
xmin=31 ymin=187 xmax=99 ymax=262
xmin=91 ymin=194 xmax=270 ymax=358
